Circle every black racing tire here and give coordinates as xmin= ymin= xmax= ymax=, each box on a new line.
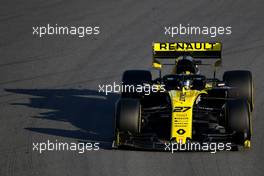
xmin=116 ymin=98 xmax=141 ymax=134
xmin=122 ymin=70 xmax=152 ymax=98
xmin=225 ymin=100 xmax=251 ymax=145
xmin=223 ymin=70 xmax=254 ymax=111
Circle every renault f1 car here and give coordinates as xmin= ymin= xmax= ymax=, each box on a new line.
xmin=112 ymin=42 xmax=253 ymax=151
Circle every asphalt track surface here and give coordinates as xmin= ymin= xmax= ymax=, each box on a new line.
xmin=1 ymin=0 xmax=264 ymax=176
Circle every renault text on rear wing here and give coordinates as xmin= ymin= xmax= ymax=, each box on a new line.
xmin=153 ymin=42 xmax=222 ymax=59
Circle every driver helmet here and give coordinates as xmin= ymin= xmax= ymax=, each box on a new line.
xmin=174 ymin=56 xmax=200 ymax=74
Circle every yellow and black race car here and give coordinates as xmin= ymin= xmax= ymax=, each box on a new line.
xmin=112 ymin=42 xmax=253 ymax=151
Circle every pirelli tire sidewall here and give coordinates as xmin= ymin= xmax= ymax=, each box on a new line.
xmin=116 ymin=98 xmax=141 ymax=134
xmin=223 ymin=70 xmax=254 ymax=111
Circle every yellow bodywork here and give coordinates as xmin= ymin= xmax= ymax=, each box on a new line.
xmin=169 ymin=88 xmax=207 ymax=144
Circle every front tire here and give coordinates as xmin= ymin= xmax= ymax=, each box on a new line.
xmin=225 ymin=100 xmax=251 ymax=147
xmin=116 ymin=98 xmax=141 ymax=134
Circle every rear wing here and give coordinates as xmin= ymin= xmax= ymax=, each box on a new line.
xmin=152 ymin=42 xmax=222 ymax=59
xmin=152 ymin=42 xmax=222 ymax=69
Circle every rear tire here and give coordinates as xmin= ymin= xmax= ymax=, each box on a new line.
xmin=225 ymin=100 xmax=251 ymax=145
xmin=223 ymin=70 xmax=254 ymax=111
xmin=116 ymin=98 xmax=141 ymax=134
xmin=122 ymin=70 xmax=152 ymax=98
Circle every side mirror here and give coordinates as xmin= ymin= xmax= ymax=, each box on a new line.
xmin=213 ymin=59 xmax=222 ymax=79
xmin=152 ymin=60 xmax=162 ymax=69
xmin=194 ymin=60 xmax=202 ymax=65
xmin=214 ymin=59 xmax=222 ymax=67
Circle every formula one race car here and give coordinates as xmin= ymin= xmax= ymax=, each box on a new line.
xmin=112 ymin=42 xmax=253 ymax=151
